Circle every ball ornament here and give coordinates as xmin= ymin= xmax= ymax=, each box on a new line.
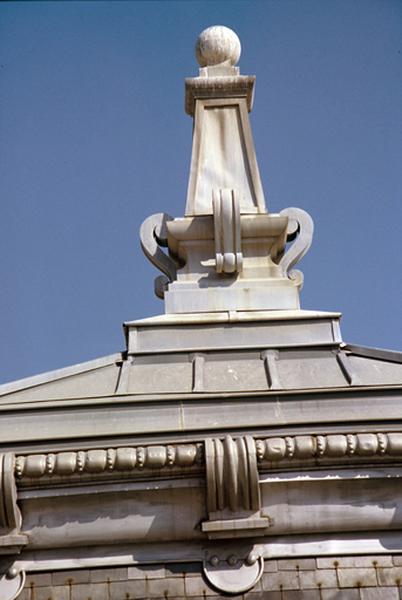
xmin=195 ymin=26 xmax=241 ymax=68
xmin=6 ymin=567 xmax=18 ymax=579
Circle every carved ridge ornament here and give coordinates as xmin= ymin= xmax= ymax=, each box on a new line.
xmin=255 ymin=432 xmax=401 ymax=463
xmin=14 ymin=432 xmax=402 ymax=481
xmin=15 ymin=444 xmax=203 ymax=479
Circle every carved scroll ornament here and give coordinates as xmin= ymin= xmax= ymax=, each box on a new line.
xmin=140 ymin=212 xmax=178 ymax=299
xmin=203 ymin=550 xmax=264 ymax=595
xmin=0 ymin=453 xmax=27 ymax=600
xmin=0 ymin=568 xmax=25 ymax=600
xmin=213 ymin=188 xmax=243 ymax=274
xmin=279 ymin=207 xmax=314 ymax=288
xmin=202 ymin=435 xmax=269 ymax=539
xmin=205 ymin=435 xmax=259 ymax=513
xmin=202 ymin=434 xmax=266 ymax=593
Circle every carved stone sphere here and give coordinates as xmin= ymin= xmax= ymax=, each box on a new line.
xmin=195 ymin=26 xmax=241 ymax=68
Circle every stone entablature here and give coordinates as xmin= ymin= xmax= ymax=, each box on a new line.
xmin=5 ymin=430 xmax=402 ymax=576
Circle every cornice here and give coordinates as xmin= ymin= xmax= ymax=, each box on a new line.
xmin=184 ymin=75 xmax=255 ymax=116
xmin=15 ymin=431 xmax=402 ymax=483
xmin=2 ymin=383 xmax=402 ymax=412
xmin=1 ymin=386 xmax=402 ymax=449
xmin=256 ymin=431 xmax=402 ymax=465
xmin=15 ymin=443 xmax=203 ymax=481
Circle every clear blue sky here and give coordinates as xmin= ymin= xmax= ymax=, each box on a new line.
xmin=1 ymin=0 xmax=401 ymax=383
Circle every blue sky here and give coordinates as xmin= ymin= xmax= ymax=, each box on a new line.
xmin=0 ymin=0 xmax=401 ymax=383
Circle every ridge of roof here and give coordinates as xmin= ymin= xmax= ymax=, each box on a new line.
xmin=342 ymin=343 xmax=402 ymax=364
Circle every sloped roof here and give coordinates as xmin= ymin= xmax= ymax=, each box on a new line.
xmin=0 ymin=341 xmax=401 ymax=404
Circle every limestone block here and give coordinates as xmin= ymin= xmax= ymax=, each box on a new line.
xmin=90 ymin=567 xmax=128 ymax=582
xmin=360 ymin=589 xmax=399 ymax=600
xmin=377 ymin=567 xmax=402 ymax=586
xmin=261 ymin=571 xmax=300 ymax=591
xmin=320 ymin=591 xmax=360 ymax=600
xmin=277 ymin=559 xmax=317 ymax=572
xmin=52 ymin=569 xmax=90 ymax=585
xmin=299 ymin=570 xmax=338 ymax=589
xmin=71 ymin=583 xmax=109 ymax=600
xmin=336 ymin=567 xmax=377 ymax=588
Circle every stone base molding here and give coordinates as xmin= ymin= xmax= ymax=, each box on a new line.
xmin=15 ymin=555 xmax=402 ymax=599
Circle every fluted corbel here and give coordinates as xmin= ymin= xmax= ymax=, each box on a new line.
xmin=202 ymin=435 xmax=269 ymax=539
xmin=0 ymin=453 xmax=27 ymax=600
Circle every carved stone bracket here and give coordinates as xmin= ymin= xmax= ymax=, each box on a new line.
xmin=0 ymin=454 xmax=27 ymax=600
xmin=278 ymin=207 xmax=314 ymax=288
xmin=0 ymin=454 xmax=27 ymax=553
xmin=140 ymin=212 xmax=178 ymax=299
xmin=213 ymin=188 xmax=243 ymax=274
xmin=203 ymin=549 xmax=264 ymax=595
xmin=0 ymin=565 xmax=25 ymax=600
xmin=202 ymin=435 xmax=269 ymax=539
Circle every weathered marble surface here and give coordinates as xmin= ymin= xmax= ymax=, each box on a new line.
xmin=17 ymin=556 xmax=402 ymax=599
xmin=0 ymin=24 xmax=401 ymax=600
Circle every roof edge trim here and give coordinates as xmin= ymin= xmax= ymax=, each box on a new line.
xmin=0 ymin=353 xmax=123 ymax=397
xmin=343 ymin=344 xmax=402 ymax=364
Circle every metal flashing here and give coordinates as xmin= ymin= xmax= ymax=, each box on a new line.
xmin=344 ymin=343 xmax=402 ymax=364
xmin=0 ymin=353 xmax=122 ymax=397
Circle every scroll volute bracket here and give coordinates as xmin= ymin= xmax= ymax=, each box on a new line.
xmin=202 ymin=435 xmax=269 ymax=540
xmin=0 ymin=453 xmax=28 ymax=600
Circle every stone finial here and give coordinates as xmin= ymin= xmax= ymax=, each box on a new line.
xmin=195 ymin=25 xmax=241 ymax=67
xmin=140 ymin=27 xmax=314 ymax=314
